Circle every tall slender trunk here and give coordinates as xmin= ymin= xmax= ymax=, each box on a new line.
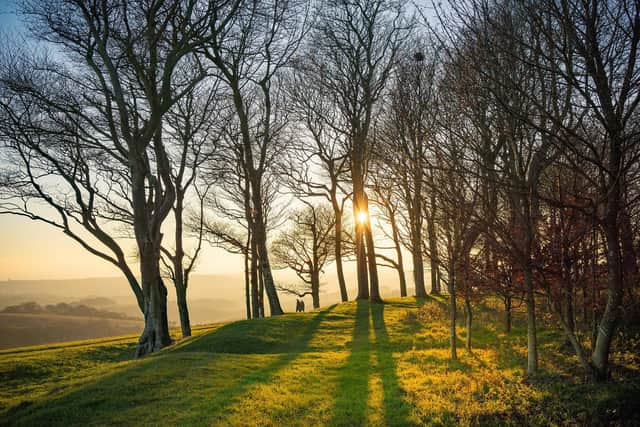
xmin=356 ymin=225 xmax=369 ymax=299
xmin=244 ymin=248 xmax=251 ymax=320
xmin=365 ymin=224 xmax=382 ymax=302
xmin=448 ymin=261 xmax=457 ymax=360
xmin=332 ymin=198 xmax=348 ymax=302
xmin=353 ymin=169 xmax=369 ymax=299
xmin=391 ymin=213 xmax=407 ymax=297
xmin=427 ymin=200 xmax=440 ymax=294
xmin=353 ymin=143 xmax=380 ymax=300
xmin=523 ymin=265 xmax=538 ymax=375
xmin=175 ymin=279 xmax=191 ymax=338
xmin=250 ymin=232 xmax=260 ymax=319
xmin=173 ymin=193 xmax=191 ymax=338
xmin=259 ymin=265 xmax=265 ymax=317
xmin=412 ymin=160 xmax=427 ymax=297
xmin=464 ymin=297 xmax=472 ymax=352
xmin=252 ymin=194 xmax=283 ymax=315
xmin=412 ymin=240 xmax=427 ymax=297
xmin=504 ymin=295 xmax=512 ymax=334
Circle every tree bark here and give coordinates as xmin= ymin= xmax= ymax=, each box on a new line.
xmin=427 ymin=201 xmax=440 ymax=294
xmin=464 ymin=297 xmax=472 ymax=352
xmin=523 ymin=265 xmax=538 ymax=375
xmin=333 ymin=202 xmax=349 ymax=302
xmin=175 ymin=280 xmax=191 ymax=338
xmin=448 ymin=263 xmax=457 ymax=360
xmin=504 ymin=295 xmax=512 ymax=334
xmin=136 ymin=246 xmax=172 ymax=357
xmin=244 ymin=248 xmax=251 ymax=320
xmin=365 ymin=224 xmax=382 ymax=303
xmin=250 ymin=231 xmax=260 ymax=319
xmin=311 ymin=270 xmax=320 ymax=309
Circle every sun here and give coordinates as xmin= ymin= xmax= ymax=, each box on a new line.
xmin=356 ymin=210 xmax=368 ymax=225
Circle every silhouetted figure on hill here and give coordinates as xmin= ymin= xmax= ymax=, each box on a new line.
xmin=299 ymin=299 xmax=305 ymax=312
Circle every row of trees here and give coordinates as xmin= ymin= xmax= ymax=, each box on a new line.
xmin=0 ymin=0 xmax=638 ymax=382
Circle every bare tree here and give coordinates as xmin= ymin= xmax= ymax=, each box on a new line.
xmin=202 ymin=0 xmax=310 ymax=315
xmin=271 ymin=202 xmax=336 ymax=309
xmin=282 ymin=63 xmax=352 ymax=302
xmin=303 ymin=0 xmax=411 ymax=302
xmin=1 ymin=0 xmax=216 ymax=356
xmin=377 ymin=40 xmax=440 ymax=297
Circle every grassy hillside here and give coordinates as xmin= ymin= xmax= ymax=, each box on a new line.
xmin=1 ymin=297 xmax=639 ymax=426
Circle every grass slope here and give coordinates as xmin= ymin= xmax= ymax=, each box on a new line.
xmin=1 ymin=297 xmax=639 ymax=426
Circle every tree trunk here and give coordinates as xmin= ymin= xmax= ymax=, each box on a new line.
xmin=523 ymin=265 xmax=538 ymax=375
xmin=448 ymin=265 xmax=457 ymax=360
xmin=311 ymin=270 xmax=320 ymax=309
xmin=504 ymin=295 xmax=512 ymax=334
xmin=592 ymin=211 xmax=623 ymax=380
xmin=244 ymin=249 xmax=251 ymax=320
xmin=258 ymin=265 xmax=266 ymax=317
xmin=427 ymin=203 xmax=440 ymax=294
xmin=175 ymin=280 xmax=191 ymax=338
xmin=332 ymin=198 xmax=349 ymax=302
xmin=254 ymin=217 xmax=283 ymax=316
xmin=136 ymin=248 xmax=172 ymax=357
xmin=464 ymin=297 xmax=472 ymax=352
xmin=391 ymin=218 xmax=407 ymax=297
xmin=412 ymin=243 xmax=427 ymax=297
xmin=365 ymin=224 xmax=382 ymax=303
xmin=356 ymin=225 xmax=369 ymax=299
xmin=591 ymin=135 xmax=624 ymax=381
xmin=353 ymin=154 xmax=370 ymax=300
xmin=173 ymin=194 xmax=191 ymax=338
xmin=250 ymin=232 xmax=260 ymax=319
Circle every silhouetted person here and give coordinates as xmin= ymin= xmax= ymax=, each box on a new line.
xmin=295 ymin=299 xmax=300 ymax=312
xmin=300 ymin=299 xmax=305 ymax=312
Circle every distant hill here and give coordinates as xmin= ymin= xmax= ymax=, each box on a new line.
xmin=2 ymin=301 xmax=139 ymax=320
xmin=0 ymin=313 xmax=143 ymax=350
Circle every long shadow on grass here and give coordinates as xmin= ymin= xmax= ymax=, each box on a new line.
xmin=329 ymin=300 xmax=371 ymax=426
xmin=3 ymin=308 xmax=334 ymax=426
xmin=176 ymin=305 xmax=335 ymax=424
xmin=371 ymin=303 xmax=414 ymax=426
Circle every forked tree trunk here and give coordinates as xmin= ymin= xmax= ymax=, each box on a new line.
xmin=136 ymin=249 xmax=172 ymax=357
xmin=592 ymin=205 xmax=623 ymax=380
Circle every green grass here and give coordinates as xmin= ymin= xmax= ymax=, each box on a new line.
xmin=1 ymin=297 xmax=639 ymax=426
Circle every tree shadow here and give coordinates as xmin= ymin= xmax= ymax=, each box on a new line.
xmin=371 ymin=302 xmax=414 ymax=426
xmin=4 ymin=307 xmax=334 ymax=426
xmin=330 ymin=300 xmax=371 ymax=426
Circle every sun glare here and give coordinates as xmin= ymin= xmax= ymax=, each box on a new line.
xmin=356 ymin=211 xmax=368 ymax=225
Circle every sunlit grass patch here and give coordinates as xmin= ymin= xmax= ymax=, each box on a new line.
xmin=1 ymin=296 xmax=639 ymax=426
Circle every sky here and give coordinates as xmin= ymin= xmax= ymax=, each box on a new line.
xmin=0 ymin=0 xmax=429 ymax=282
xmin=0 ymin=0 xmax=247 ymax=280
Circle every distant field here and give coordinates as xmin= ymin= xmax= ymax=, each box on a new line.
xmin=0 ymin=313 xmax=143 ymax=349
xmin=1 ymin=297 xmax=639 ymax=426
